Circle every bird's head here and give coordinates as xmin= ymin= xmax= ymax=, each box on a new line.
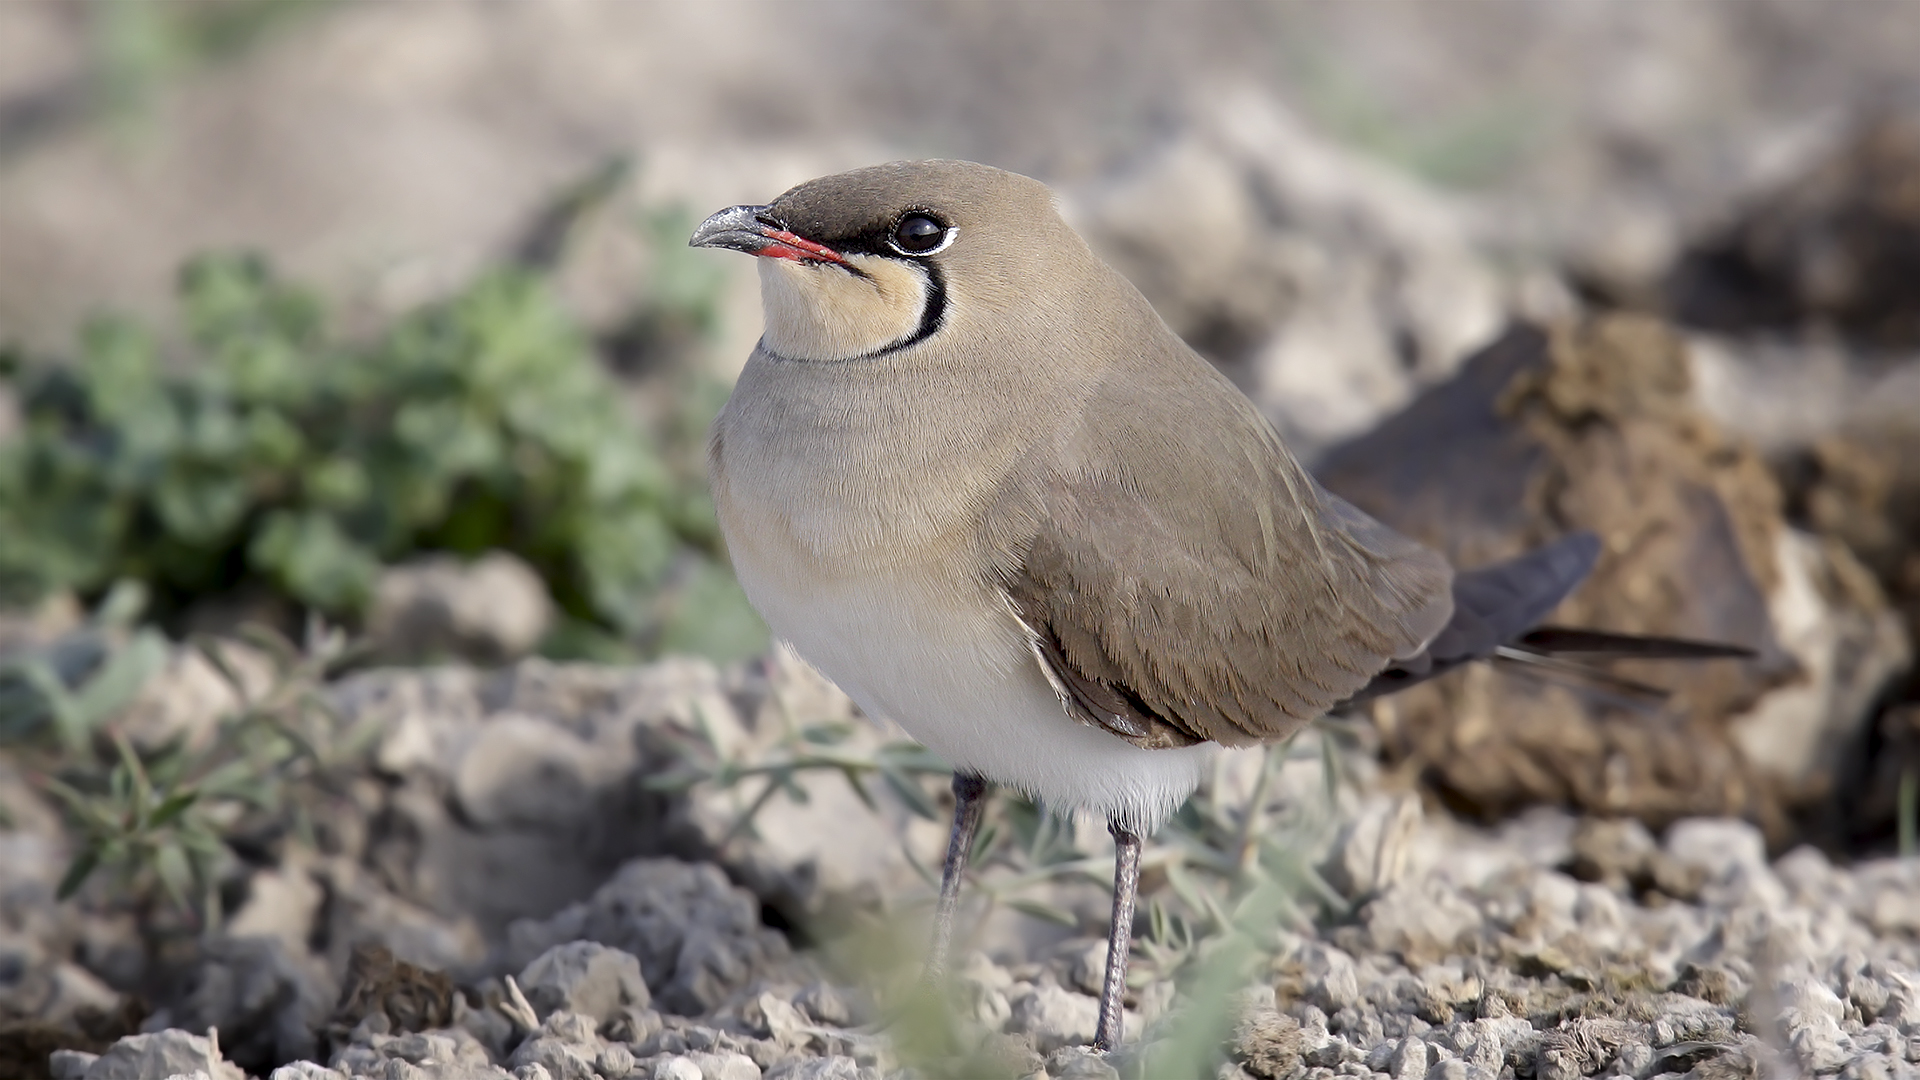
xmin=689 ymin=160 xmax=1081 ymax=363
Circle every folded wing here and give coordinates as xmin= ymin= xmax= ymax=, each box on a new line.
xmin=999 ymin=385 xmax=1455 ymax=749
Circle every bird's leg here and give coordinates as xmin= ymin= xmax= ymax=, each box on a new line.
xmin=927 ymin=772 xmax=989 ymax=978
xmin=1094 ymin=820 xmax=1143 ymax=1052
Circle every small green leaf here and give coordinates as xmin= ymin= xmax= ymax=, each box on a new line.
xmin=175 ymin=823 xmax=228 ymax=858
xmin=147 ymin=788 xmax=200 ymax=828
xmin=152 ymin=843 xmax=194 ymax=911
xmin=190 ymin=635 xmax=252 ymax=705
xmin=248 ymin=510 xmax=380 ymax=613
xmin=69 ymin=628 xmax=168 ymax=731
xmin=970 ymin=820 xmax=1002 ymax=863
xmin=56 ymin=846 xmax=104 ymax=900
xmin=1006 ymin=898 xmax=1079 ymax=928
xmin=880 ymin=766 xmax=941 ymax=822
xmin=111 ymin=733 xmax=152 ymax=814
xmin=840 ymin=766 xmax=878 ymax=813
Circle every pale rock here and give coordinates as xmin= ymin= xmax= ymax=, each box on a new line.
xmin=119 ymin=639 xmax=275 ymax=753
xmin=1780 ymin=976 xmax=1856 ymax=1073
xmin=1726 ymin=528 xmax=1911 ymax=793
xmin=746 ymin=991 xmax=808 ymax=1040
xmin=960 ymin=953 xmax=1013 ymax=1029
xmin=228 ymin=866 xmax=325 ymax=951
xmin=1573 ymin=881 xmax=1629 ymax=948
xmin=668 ymin=658 xmax=929 ymax=924
xmin=1010 ymin=983 xmax=1103 ymax=1054
xmin=511 ymin=1033 xmax=600 ymax=1080
xmin=654 ymin=1059 xmax=704 ymax=1080
xmin=1839 ymin=1054 xmax=1904 ymax=1080
xmin=453 ymin=713 xmax=602 ymax=829
xmin=1363 ymin=879 xmax=1485 ymax=961
xmin=1615 ymin=1041 xmax=1655 ymax=1075
xmin=380 ymin=1031 xmax=459 ymax=1064
xmin=5 ymin=960 xmax=123 ymax=1028
xmin=686 ymin=1051 xmax=760 ymax=1080
xmin=1792 ymin=1017 xmax=1857 ymax=1074
xmin=267 ymin=1064 xmax=347 ymax=1080
xmin=1665 ymin=818 xmax=1791 ymax=911
xmin=762 ymin=1058 xmax=861 ymax=1080
xmin=792 ymin=982 xmax=854 ymax=1028
xmin=1664 ymin=818 xmax=1771 ymax=883
xmin=1300 ymin=943 xmax=1361 ymax=1014
xmin=83 ymin=1030 xmax=245 ymax=1080
xmin=368 ymin=552 xmax=555 ymax=664
xmin=504 ymin=858 xmax=791 ymax=1016
xmin=1329 ymin=792 xmax=1424 ymax=899
xmin=1389 ymin=1036 xmax=1428 ymax=1080
xmin=1044 ymin=1045 xmax=1120 ymax=1080
xmin=49 ymin=1050 xmax=99 ymax=1080
xmin=597 ymin=1043 xmax=636 ymax=1078
xmin=1059 ymin=938 xmax=1111 ymax=996
xmin=515 ymin=941 xmax=651 ymax=1025
xmin=1077 ymin=88 xmax=1503 ymax=459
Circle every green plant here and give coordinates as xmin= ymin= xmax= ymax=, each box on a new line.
xmin=92 ymin=0 xmax=334 ymax=130
xmin=643 ymin=704 xmax=955 ymax=853
xmin=0 ymin=576 xmax=379 ymax=930
xmin=659 ymin=688 xmax=1358 ymax=1077
xmin=29 ymin=617 xmax=378 ymax=930
xmin=0 ymin=583 xmax=167 ymax=755
xmin=0 ymin=253 xmax=736 ymax=654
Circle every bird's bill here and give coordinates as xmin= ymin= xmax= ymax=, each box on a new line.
xmin=688 ymin=204 xmax=847 ymax=265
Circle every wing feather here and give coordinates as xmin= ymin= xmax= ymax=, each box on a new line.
xmin=998 ymin=378 xmax=1454 ymax=749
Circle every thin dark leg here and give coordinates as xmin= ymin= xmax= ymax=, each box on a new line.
xmin=927 ymin=772 xmax=989 ymax=977
xmin=1094 ymin=821 xmax=1142 ymax=1052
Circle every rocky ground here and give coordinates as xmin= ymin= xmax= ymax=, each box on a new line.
xmin=6 ymin=644 xmax=1920 ymax=1079
xmin=4 ymin=4 xmax=1920 ymax=1079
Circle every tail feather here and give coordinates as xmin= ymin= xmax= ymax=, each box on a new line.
xmin=1426 ymin=532 xmax=1601 ymax=664
xmin=1513 ymin=626 xmax=1756 ymax=660
xmin=1338 ymin=531 xmax=1751 ymax=707
xmin=1492 ymin=645 xmax=1673 ymax=708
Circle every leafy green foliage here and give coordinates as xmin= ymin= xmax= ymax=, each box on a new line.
xmin=3 ymin=583 xmax=378 ymax=929
xmin=643 ymin=706 xmax=953 ymax=853
xmin=0 ymin=584 xmax=166 ymax=752
xmin=0 ymin=254 xmax=725 ymax=649
xmin=53 ymin=627 xmax=374 ymax=928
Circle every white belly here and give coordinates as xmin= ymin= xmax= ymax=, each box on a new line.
xmin=732 ymin=554 xmax=1216 ymax=834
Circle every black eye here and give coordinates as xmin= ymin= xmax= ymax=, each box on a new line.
xmin=891 ymin=213 xmax=947 ymax=254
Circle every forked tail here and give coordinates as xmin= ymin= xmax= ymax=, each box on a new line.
xmin=1343 ymin=532 xmax=1753 ymax=706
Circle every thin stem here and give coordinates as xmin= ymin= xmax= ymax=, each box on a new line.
xmin=1899 ymin=766 xmax=1916 ymax=860
xmin=1230 ymin=743 xmax=1278 ymax=882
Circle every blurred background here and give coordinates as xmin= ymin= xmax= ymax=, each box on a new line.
xmin=4 ymin=4 xmax=1920 ymax=1075
xmin=6 ymin=0 xmax=1920 ymax=840
xmin=6 ymin=0 xmax=1920 ymax=847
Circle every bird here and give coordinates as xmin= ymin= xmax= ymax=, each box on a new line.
xmin=689 ymin=159 xmax=1751 ymax=1052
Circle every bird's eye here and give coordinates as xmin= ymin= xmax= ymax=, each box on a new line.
xmin=890 ymin=213 xmax=948 ymax=254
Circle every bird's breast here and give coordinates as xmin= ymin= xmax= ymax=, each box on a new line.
xmin=707 ymin=351 xmax=1217 ymax=828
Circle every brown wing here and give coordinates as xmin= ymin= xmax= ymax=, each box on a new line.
xmin=998 ymin=379 xmax=1455 ymax=750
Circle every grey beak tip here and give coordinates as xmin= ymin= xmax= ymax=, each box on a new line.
xmin=689 ymin=204 xmax=772 ymax=251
